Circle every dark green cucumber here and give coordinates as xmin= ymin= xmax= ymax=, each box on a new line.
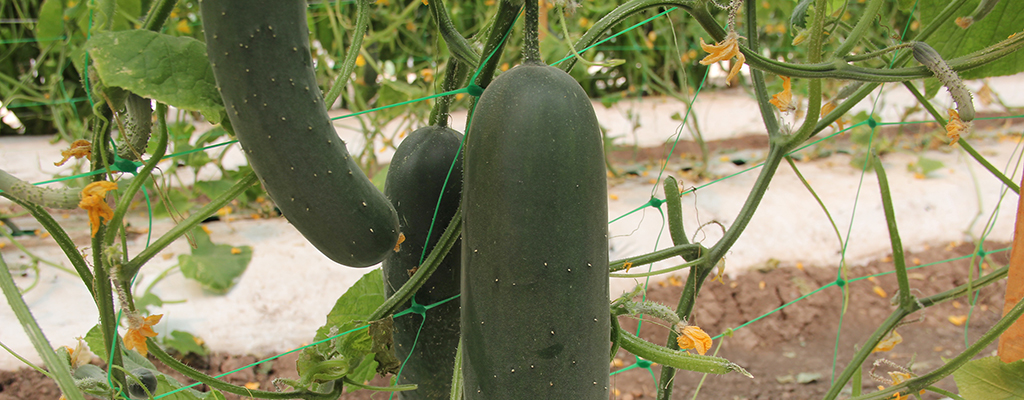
xmin=462 ymin=61 xmax=609 ymax=399
xmin=201 ymin=0 xmax=399 ymax=267
xmin=382 ymin=125 xmax=464 ymax=399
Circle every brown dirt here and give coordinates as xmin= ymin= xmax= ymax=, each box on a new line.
xmin=0 ymin=241 xmax=1011 ymax=400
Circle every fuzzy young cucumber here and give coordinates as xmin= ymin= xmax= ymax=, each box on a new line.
xmin=201 ymin=0 xmax=399 ymax=267
xmin=382 ymin=125 xmax=464 ymax=399
xmin=462 ymin=61 xmax=610 ymax=399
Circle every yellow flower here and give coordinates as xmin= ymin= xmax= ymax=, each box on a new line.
xmin=124 ymin=314 xmax=163 ymax=357
xmin=55 ymin=139 xmax=92 ymax=167
xmin=80 ymin=181 xmax=119 ymax=237
xmin=820 ymin=101 xmax=850 ymax=131
xmin=622 ymin=261 xmax=633 ymax=272
xmin=945 ymin=109 xmax=969 ymax=144
xmin=675 ymin=323 xmax=712 ymax=355
xmin=65 ymin=337 xmax=93 ymax=368
xmin=355 ymin=54 xmax=366 ymax=67
xmin=420 ymin=68 xmax=434 ymax=83
xmin=872 ymin=330 xmax=902 ymax=353
xmin=176 ymin=19 xmax=191 ymax=35
xmin=769 ymin=76 xmax=795 ymax=113
xmin=699 ymin=32 xmax=745 ymax=86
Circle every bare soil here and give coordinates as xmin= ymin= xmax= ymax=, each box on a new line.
xmin=0 ymin=240 xmax=1010 ymax=400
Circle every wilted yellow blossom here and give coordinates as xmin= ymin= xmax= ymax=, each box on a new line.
xmin=699 ymin=32 xmax=745 ymax=85
xmin=945 ymin=109 xmax=969 ymax=144
xmin=55 ymin=140 xmax=92 ymax=166
xmin=769 ymin=76 xmax=795 ymax=113
xmin=80 ymin=181 xmax=119 ymax=237
xmin=872 ymin=330 xmax=902 ymax=353
xmin=124 ymin=314 xmax=163 ymax=357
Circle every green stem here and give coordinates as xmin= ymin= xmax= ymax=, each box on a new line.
xmin=103 ymin=103 xmax=168 ymax=250
xmin=0 ymin=254 xmax=87 ymax=400
xmin=902 ymin=81 xmax=1020 ymax=194
xmin=0 ymin=195 xmax=92 ymax=295
xmin=610 ymin=258 xmax=702 ymax=278
xmin=871 ymin=152 xmax=914 ymax=310
xmin=822 ymin=308 xmax=914 ymax=400
xmin=122 ymin=171 xmax=258 ymax=278
xmin=608 ymin=243 xmax=704 ymax=272
xmin=845 ymin=43 xmax=914 ymax=63
xmin=851 ymin=291 xmax=1024 ymax=400
xmin=141 ymin=0 xmax=176 ymax=32
xmin=148 ymin=341 xmax=346 ymax=399
xmin=663 ymin=176 xmax=690 ymax=247
xmin=707 ymin=143 xmax=787 ymax=264
xmin=428 ymin=0 xmax=480 ymax=69
xmin=742 ymin=0 xmax=781 ymax=139
xmin=926 ymin=386 xmax=966 ymax=400
xmin=471 ymin=0 xmax=520 ymax=89
xmin=449 ymin=339 xmax=463 ymax=400
xmin=832 ymin=0 xmax=885 ymax=57
xmin=370 ymin=204 xmax=461 ymax=320
xmin=429 ymin=58 xmax=467 ymax=127
xmin=617 ymin=328 xmax=750 ymax=376
xmin=522 ymin=0 xmax=541 ymax=63
xmin=785 ymin=157 xmax=843 ymax=246
xmin=790 ymin=0 xmax=827 ymax=145
xmin=823 ymin=264 xmax=1008 ymax=400
xmin=323 ymin=0 xmax=370 ymax=109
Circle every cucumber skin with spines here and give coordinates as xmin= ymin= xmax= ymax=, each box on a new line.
xmin=382 ymin=125 xmax=464 ymax=400
xmin=201 ymin=0 xmax=399 ymax=267
xmin=462 ymin=61 xmax=610 ymax=399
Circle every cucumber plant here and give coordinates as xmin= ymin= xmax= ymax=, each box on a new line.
xmin=3 ymin=1 xmax=1024 ymax=400
xmin=201 ymin=0 xmax=400 ymax=268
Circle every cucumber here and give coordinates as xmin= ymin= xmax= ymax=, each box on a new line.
xmin=201 ymin=0 xmax=399 ymax=267
xmin=461 ymin=61 xmax=609 ymax=399
xmin=382 ymin=125 xmax=464 ymax=399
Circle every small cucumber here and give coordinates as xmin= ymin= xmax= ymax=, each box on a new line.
xmin=382 ymin=125 xmax=464 ymax=399
xmin=462 ymin=61 xmax=609 ymax=399
xmin=201 ymin=0 xmax=399 ymax=267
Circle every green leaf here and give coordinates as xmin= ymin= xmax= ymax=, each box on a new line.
xmin=297 ymin=269 xmax=386 ymax=388
xmin=147 ymin=189 xmax=194 ymax=220
xmin=953 ymin=356 xmax=1024 ymax=400
xmin=920 ymin=0 xmax=1024 ymax=79
xmin=35 ymin=0 xmax=64 ymax=40
xmin=369 ymin=317 xmax=401 ymax=376
xmin=178 ymin=228 xmax=252 ymax=293
xmin=162 ymin=330 xmax=208 ymax=357
xmin=195 ymin=180 xmax=237 ymax=202
xmin=84 ymin=325 xmax=107 ymax=362
xmin=371 ymin=164 xmax=389 ymax=193
xmin=916 ymin=156 xmax=945 ymax=176
xmin=896 ymin=0 xmax=917 ymax=12
xmin=84 ymin=30 xmax=225 ymax=123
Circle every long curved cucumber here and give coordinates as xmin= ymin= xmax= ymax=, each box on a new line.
xmin=382 ymin=125 xmax=464 ymax=399
xmin=201 ymin=0 xmax=399 ymax=267
xmin=462 ymin=61 xmax=610 ymax=399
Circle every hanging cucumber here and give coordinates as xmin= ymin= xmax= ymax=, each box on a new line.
xmin=201 ymin=0 xmax=399 ymax=267
xmin=461 ymin=2 xmax=609 ymax=396
xmin=382 ymin=124 xmax=464 ymax=399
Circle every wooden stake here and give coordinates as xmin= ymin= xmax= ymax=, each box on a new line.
xmin=998 ymin=171 xmax=1024 ymax=363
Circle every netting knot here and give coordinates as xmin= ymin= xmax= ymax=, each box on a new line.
xmin=866 ymin=118 xmax=878 ymax=129
xmin=835 ymin=278 xmax=847 ymax=287
xmin=635 ymin=358 xmax=653 ymax=369
xmin=649 ymin=197 xmax=665 ymax=208
xmin=466 ymin=84 xmax=484 ymax=97
xmin=113 ymin=156 xmax=141 ymax=174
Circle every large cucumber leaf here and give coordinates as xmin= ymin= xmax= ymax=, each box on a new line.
xmin=295 ymin=269 xmax=386 ymax=390
xmin=920 ymin=0 xmax=1024 ymax=79
xmin=953 ymin=356 xmax=1024 ymax=400
xmin=85 ymin=30 xmax=225 ymax=123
